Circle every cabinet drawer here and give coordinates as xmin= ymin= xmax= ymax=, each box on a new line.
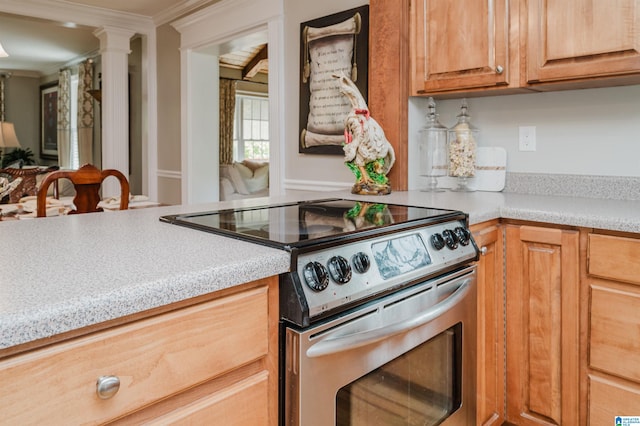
xmin=590 ymin=285 xmax=640 ymax=382
xmin=589 ymin=374 xmax=640 ymax=424
xmin=140 ymin=371 xmax=269 ymax=426
xmin=0 ymin=286 xmax=269 ymax=425
xmin=588 ymin=234 xmax=640 ymax=285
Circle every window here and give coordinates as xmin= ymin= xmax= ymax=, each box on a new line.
xmin=233 ymin=94 xmax=269 ymax=162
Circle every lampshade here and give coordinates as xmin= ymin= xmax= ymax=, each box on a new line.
xmin=0 ymin=122 xmax=21 ymax=148
xmin=0 ymin=42 xmax=8 ymax=58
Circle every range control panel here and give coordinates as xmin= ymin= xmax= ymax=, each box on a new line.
xmin=294 ymin=219 xmax=478 ymax=319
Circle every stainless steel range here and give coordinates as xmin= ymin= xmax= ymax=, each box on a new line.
xmin=161 ymin=198 xmax=479 ymax=426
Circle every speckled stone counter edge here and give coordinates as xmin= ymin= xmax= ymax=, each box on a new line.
xmin=505 ymin=172 xmax=640 ymax=201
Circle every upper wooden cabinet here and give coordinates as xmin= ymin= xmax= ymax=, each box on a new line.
xmin=408 ymin=0 xmax=640 ymax=96
xmin=411 ymin=0 xmax=521 ymax=94
xmin=526 ymin=0 xmax=640 ymax=86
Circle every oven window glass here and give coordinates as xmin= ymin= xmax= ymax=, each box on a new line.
xmin=336 ymin=323 xmax=462 ymax=426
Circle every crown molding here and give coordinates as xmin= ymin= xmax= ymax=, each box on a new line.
xmin=0 ymin=0 xmax=154 ymax=33
xmin=1 ymin=70 xmax=40 ymax=78
xmin=172 ymin=0 xmax=281 ymax=49
xmin=0 ymin=0 xmax=222 ymax=32
xmin=152 ymin=0 xmax=216 ymax=26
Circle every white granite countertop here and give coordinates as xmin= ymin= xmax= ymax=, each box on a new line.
xmin=2 ymin=189 xmax=640 ymax=351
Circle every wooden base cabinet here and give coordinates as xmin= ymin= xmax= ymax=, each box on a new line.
xmin=505 ymin=225 xmax=580 ymax=426
xmin=586 ymin=232 xmax=640 ymax=422
xmin=472 ymin=221 xmax=506 ymax=426
xmin=0 ymin=278 xmax=279 ymax=426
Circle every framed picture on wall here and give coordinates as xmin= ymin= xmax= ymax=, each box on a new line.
xmin=298 ymin=5 xmax=369 ymax=155
xmin=40 ymin=82 xmax=59 ymax=160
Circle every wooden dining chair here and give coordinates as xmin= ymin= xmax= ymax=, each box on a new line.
xmin=36 ymin=164 xmax=130 ymax=217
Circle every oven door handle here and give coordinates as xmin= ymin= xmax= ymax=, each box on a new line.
xmin=306 ymin=278 xmax=471 ymax=358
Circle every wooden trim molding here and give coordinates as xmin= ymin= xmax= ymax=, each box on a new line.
xmin=369 ymin=0 xmax=410 ymax=191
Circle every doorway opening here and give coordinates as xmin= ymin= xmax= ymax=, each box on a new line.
xmin=218 ymin=41 xmax=269 ymax=201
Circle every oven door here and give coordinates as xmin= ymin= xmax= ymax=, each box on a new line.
xmin=284 ymin=267 xmax=476 ymax=426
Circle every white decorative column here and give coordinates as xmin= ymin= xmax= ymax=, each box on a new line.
xmin=94 ymin=26 xmax=134 ymax=198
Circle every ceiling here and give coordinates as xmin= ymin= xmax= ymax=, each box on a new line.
xmin=0 ymin=13 xmax=98 ymax=76
xmin=0 ymin=0 xmax=267 ymax=78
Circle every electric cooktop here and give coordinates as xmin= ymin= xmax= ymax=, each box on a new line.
xmin=160 ymin=198 xmax=466 ymax=250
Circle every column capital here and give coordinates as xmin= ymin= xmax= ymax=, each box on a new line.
xmin=93 ymin=27 xmax=135 ymax=54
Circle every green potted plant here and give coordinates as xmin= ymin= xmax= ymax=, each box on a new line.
xmin=1 ymin=147 xmax=36 ymax=168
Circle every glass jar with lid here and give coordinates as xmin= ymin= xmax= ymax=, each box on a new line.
xmin=448 ymin=99 xmax=478 ymax=192
xmin=418 ymin=98 xmax=448 ymax=192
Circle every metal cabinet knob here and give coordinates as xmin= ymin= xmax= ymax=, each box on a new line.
xmin=96 ymin=375 xmax=120 ymax=399
xmin=496 ymin=65 xmax=504 ymax=74
xmin=480 ymin=246 xmax=488 ymax=256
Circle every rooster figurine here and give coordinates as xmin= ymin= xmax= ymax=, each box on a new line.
xmin=334 ymin=73 xmax=395 ymax=195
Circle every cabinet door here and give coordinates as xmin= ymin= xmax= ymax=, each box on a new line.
xmin=471 ymin=221 xmax=505 ymax=426
xmin=412 ymin=0 xmax=514 ymax=93
xmin=506 ymin=225 xmax=580 ymax=426
xmin=590 ymin=284 xmax=640 ymax=382
xmin=526 ymin=0 xmax=640 ymax=84
xmin=589 ymin=374 xmax=640 ymax=423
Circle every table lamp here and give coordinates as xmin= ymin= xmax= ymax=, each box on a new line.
xmin=0 ymin=121 xmax=22 ymax=167
xmin=0 ymin=122 xmax=21 ymax=149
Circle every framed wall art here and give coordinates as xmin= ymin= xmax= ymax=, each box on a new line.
xmin=40 ymin=82 xmax=58 ymax=159
xmin=299 ymin=5 xmax=369 ymax=155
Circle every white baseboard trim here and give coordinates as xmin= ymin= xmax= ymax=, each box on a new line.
xmin=157 ymin=169 xmax=182 ymax=180
xmin=284 ymin=179 xmax=352 ymax=192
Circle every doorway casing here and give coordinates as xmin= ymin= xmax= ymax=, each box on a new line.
xmin=172 ymin=0 xmax=284 ymax=205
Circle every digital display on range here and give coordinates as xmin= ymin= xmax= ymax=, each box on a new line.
xmin=371 ymin=233 xmax=432 ymax=280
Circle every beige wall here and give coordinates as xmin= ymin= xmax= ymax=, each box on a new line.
xmin=283 ymin=0 xmax=370 ymax=190
xmin=158 ymin=175 xmax=182 ymax=205
xmin=155 ymin=23 xmax=182 ymax=204
xmin=129 ymin=37 xmax=143 ymax=194
xmin=3 ymin=76 xmax=40 ymax=162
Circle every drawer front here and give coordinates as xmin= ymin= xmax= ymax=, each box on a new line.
xmin=588 ymin=234 xmax=640 ymax=285
xmin=590 ymin=284 xmax=640 ymax=382
xmin=0 ymin=286 xmax=269 ymax=425
xmin=589 ymin=374 xmax=640 ymax=424
xmin=144 ymin=371 xmax=269 ymax=425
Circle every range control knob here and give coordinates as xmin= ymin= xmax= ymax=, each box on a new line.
xmin=454 ymin=227 xmax=471 ymax=246
xmin=442 ymin=229 xmax=459 ymax=250
xmin=430 ymin=233 xmax=446 ymax=251
xmin=352 ymin=252 xmax=371 ymax=274
xmin=328 ymin=256 xmax=352 ymax=284
xmin=303 ymin=261 xmax=329 ymax=291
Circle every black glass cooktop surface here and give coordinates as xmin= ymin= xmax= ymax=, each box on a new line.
xmin=160 ymin=199 xmax=464 ymax=249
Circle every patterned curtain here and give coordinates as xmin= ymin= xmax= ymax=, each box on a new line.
xmin=57 ymin=69 xmax=72 ymax=169
xmin=77 ymin=60 xmax=94 ymax=167
xmin=219 ymin=78 xmax=236 ymax=165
